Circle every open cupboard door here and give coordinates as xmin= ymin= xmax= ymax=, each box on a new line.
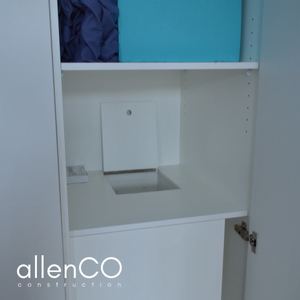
xmin=244 ymin=1 xmax=300 ymax=299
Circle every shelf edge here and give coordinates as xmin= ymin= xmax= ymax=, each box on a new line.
xmin=61 ymin=62 xmax=259 ymax=71
xmin=69 ymin=210 xmax=248 ymax=237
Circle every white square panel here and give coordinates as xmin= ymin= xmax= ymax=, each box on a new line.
xmin=101 ymin=102 xmax=158 ymax=172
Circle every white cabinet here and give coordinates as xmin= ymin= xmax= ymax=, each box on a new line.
xmin=48 ymin=1 xmax=263 ymax=300
xmin=72 ymin=220 xmax=225 ymax=300
xmin=3 ymin=1 xmax=300 ymax=300
xmin=62 ymin=69 xmax=254 ymax=300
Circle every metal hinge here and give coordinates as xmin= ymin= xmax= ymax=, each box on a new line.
xmin=234 ymin=221 xmax=258 ymax=254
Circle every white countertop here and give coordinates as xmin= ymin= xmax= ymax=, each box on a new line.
xmin=68 ymin=165 xmax=248 ymax=237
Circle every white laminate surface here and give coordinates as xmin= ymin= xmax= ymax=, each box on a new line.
xmin=61 ymin=62 xmax=259 ymax=71
xmin=68 ymin=165 xmax=247 ymax=236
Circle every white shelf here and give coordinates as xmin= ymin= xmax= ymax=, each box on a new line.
xmin=61 ymin=62 xmax=259 ymax=71
xmin=68 ymin=165 xmax=248 ymax=237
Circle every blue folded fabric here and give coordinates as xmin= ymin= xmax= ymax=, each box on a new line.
xmin=58 ymin=0 xmax=119 ymax=62
xmin=119 ymin=0 xmax=242 ymax=62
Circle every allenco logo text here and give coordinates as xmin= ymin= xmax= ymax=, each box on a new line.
xmin=17 ymin=255 xmax=122 ymax=279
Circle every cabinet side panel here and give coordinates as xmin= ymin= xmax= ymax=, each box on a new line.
xmin=49 ymin=0 xmax=72 ymax=299
xmin=0 ymin=1 xmax=65 ymax=299
xmin=71 ymin=220 xmax=224 ymax=300
xmin=240 ymin=0 xmax=264 ymax=62
xmin=180 ymin=70 xmax=258 ymax=206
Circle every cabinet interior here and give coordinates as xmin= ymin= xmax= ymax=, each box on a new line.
xmin=55 ymin=2 xmax=263 ymax=300
xmin=55 ymin=0 xmax=264 ymax=235
xmin=62 ymin=69 xmax=258 ymax=233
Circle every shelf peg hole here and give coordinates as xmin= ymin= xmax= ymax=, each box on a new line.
xmin=126 ymin=110 xmax=132 ymax=116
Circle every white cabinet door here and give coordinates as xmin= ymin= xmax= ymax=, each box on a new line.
xmin=0 ymin=1 xmax=65 ymax=299
xmin=71 ymin=220 xmax=225 ymax=300
xmin=245 ymin=1 xmax=300 ymax=299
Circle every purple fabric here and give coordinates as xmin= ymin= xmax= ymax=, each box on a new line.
xmin=58 ymin=0 xmax=119 ymax=62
